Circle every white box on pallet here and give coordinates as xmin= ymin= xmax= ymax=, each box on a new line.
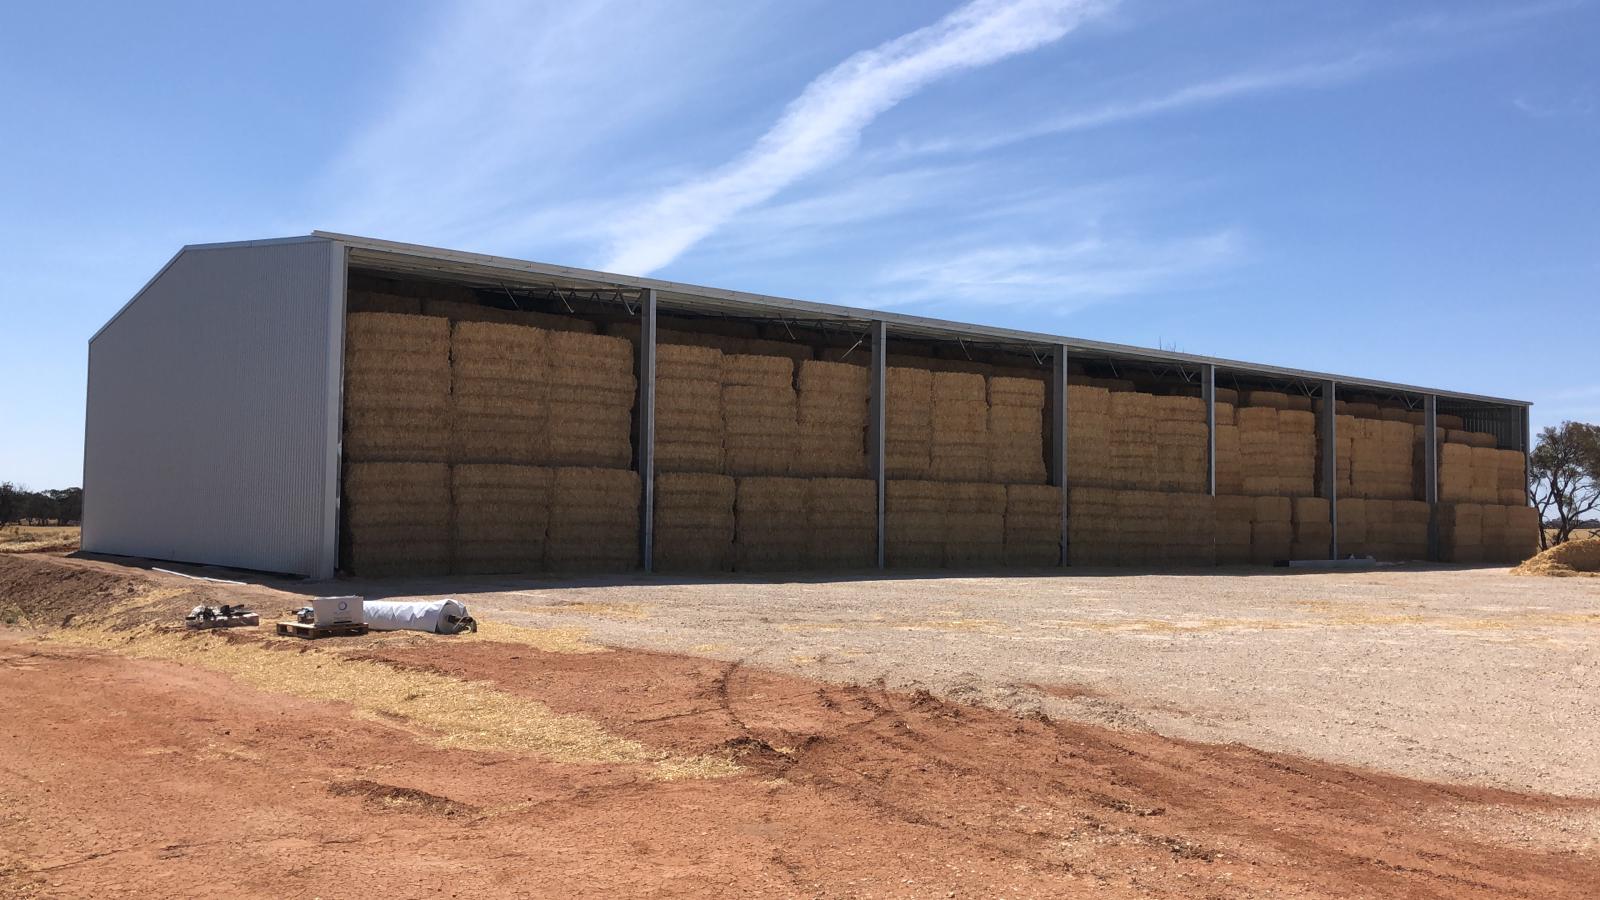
xmin=311 ymin=595 xmax=364 ymax=626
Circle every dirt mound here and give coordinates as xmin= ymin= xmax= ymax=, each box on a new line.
xmin=0 ymin=553 xmax=217 ymax=628
xmin=1512 ymin=539 xmax=1600 ymax=577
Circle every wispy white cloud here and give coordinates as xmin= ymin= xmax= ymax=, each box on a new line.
xmin=318 ymin=0 xmax=743 ymax=251
xmin=601 ymin=0 xmax=1115 ymax=274
xmin=888 ymin=51 xmax=1386 ymax=158
xmin=1512 ymin=92 xmax=1596 ymax=119
xmin=871 ymin=229 xmax=1242 ymax=310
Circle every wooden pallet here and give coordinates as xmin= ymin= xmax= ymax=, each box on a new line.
xmin=275 ymin=620 xmax=369 ymax=639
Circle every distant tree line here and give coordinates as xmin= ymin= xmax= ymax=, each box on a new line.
xmin=1529 ymin=421 xmax=1600 ymax=550
xmin=0 ymin=483 xmax=83 ymax=525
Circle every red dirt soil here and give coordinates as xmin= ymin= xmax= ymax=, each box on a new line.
xmin=3 ymin=628 xmax=1596 ymax=899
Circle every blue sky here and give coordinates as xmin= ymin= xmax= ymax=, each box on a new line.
xmin=2 ymin=0 xmax=1596 ymax=489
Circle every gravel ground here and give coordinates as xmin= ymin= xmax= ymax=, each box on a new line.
xmin=337 ymin=564 xmax=1600 ymax=798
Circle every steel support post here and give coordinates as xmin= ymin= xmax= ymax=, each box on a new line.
xmin=1521 ymin=406 xmax=1532 ymax=507
xmin=638 ymin=288 xmax=657 ymax=573
xmin=1319 ymin=380 xmax=1338 ymax=559
xmin=1051 ymin=344 xmax=1069 ymax=566
xmin=1202 ymin=365 xmax=1216 ymax=497
xmin=868 ymin=320 xmax=888 ymax=569
xmin=1424 ymin=394 xmax=1440 ymax=561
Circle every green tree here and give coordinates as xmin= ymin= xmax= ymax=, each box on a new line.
xmin=1528 ymin=421 xmax=1600 ymax=549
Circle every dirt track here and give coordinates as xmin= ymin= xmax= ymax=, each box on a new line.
xmin=3 ymin=552 xmax=1599 ymax=897
xmin=4 ymin=632 xmax=1598 ymax=899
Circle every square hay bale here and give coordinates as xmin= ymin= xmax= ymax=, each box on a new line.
xmin=944 ymin=482 xmax=1006 ymax=568
xmin=450 ymin=322 xmax=549 ymax=465
xmin=654 ymin=472 xmax=736 ymax=572
xmin=723 ymin=353 xmax=795 ymax=388
xmin=348 ymin=290 xmax=423 ymax=315
xmin=1004 ymin=483 xmax=1061 ymax=566
xmin=804 ymin=477 xmax=877 ymax=569
xmin=886 ymin=480 xmax=946 ymax=568
xmin=343 ymin=462 xmax=451 ymax=576
xmin=546 ymin=467 xmax=639 ymax=571
xmin=451 ymin=464 xmax=553 ymax=574
xmin=1242 ymin=390 xmax=1290 ymax=410
xmin=344 ymin=313 xmax=451 ymax=462
xmin=733 ymin=476 xmax=809 ymax=571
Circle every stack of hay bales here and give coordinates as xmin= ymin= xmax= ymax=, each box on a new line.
xmin=793 ymin=361 xmax=869 ymax=478
xmin=1439 ymin=442 xmax=1475 ymax=502
xmin=1337 ymin=498 xmax=1369 ymax=557
xmin=1066 ymin=486 xmax=1117 ymax=566
xmin=1213 ymin=403 xmax=1244 ymax=495
xmin=1250 ymin=496 xmax=1293 ymax=564
xmin=1277 ymin=411 xmax=1317 ymax=496
xmin=1004 ymin=484 xmax=1061 ymax=566
xmin=930 ymin=373 xmax=990 ymax=482
xmin=1164 ymin=492 xmax=1217 ymax=566
xmin=886 ymin=480 xmax=945 ymax=567
xmin=1291 ymin=497 xmax=1331 ymax=560
xmin=1470 ymin=447 xmax=1500 ymax=504
xmin=944 ymin=483 xmax=1006 ymax=567
xmin=656 ymin=345 xmax=724 ymax=474
xmin=804 ymin=478 xmax=876 ymax=569
xmin=1496 ymin=450 xmax=1526 ymax=505
xmin=544 ymin=332 xmax=636 ymax=468
xmin=886 ymin=367 xmax=933 ymax=479
xmin=1214 ymin=495 xmax=1254 ymax=564
xmin=1109 ymin=392 xmax=1157 ymax=490
xmin=653 ymin=472 xmax=735 ymax=572
xmin=733 ymin=476 xmax=808 ymax=570
xmin=723 ymin=355 xmax=796 ymax=477
xmin=1379 ymin=421 xmax=1418 ymax=498
xmin=1478 ymin=504 xmax=1509 ymax=563
xmin=1236 ymin=407 xmax=1281 ymax=496
xmin=546 ymin=467 xmax=639 ymax=570
xmin=1365 ymin=499 xmax=1428 ymax=560
xmin=451 ymin=465 xmax=550 ymax=574
xmin=988 ymin=376 xmax=1046 ymax=483
xmin=343 ymin=313 xmax=450 ymax=463
xmin=1500 ymin=505 xmax=1540 ymax=563
xmin=450 ymin=322 xmax=546 ymax=465
xmin=1066 ymin=385 xmax=1112 ymax=487
xmin=342 ymin=462 xmax=450 ymax=576
xmin=1154 ymin=395 xmax=1208 ymax=492
xmin=1439 ymin=502 xmax=1483 ymax=563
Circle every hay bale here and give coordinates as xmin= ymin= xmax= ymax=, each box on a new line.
xmin=545 ymin=467 xmax=639 ymax=570
xmin=344 ymin=313 xmax=451 ymax=462
xmin=793 ymin=361 xmax=869 ymax=478
xmin=804 ymin=477 xmax=876 ymax=569
xmin=343 ymin=462 xmax=451 ymax=576
xmin=1214 ymin=495 xmax=1254 ymax=564
xmin=886 ymin=480 xmax=945 ymax=567
xmin=348 ymin=290 xmax=422 ymax=315
xmin=734 ymin=476 xmax=808 ymax=570
xmin=1004 ymin=484 xmax=1061 ymax=566
xmin=451 ymin=464 xmax=552 ymax=574
xmin=544 ymin=332 xmax=637 ymax=468
xmin=450 ymin=322 xmax=549 ymax=465
xmin=654 ymin=472 xmax=735 ymax=572
xmin=723 ymin=355 xmax=798 ymax=477
xmin=944 ymin=482 xmax=1006 ymax=567
xmin=931 ymin=373 xmax=990 ymax=483
xmin=988 ymin=376 xmax=1046 ymax=484
xmin=886 ymin=367 xmax=934 ymax=479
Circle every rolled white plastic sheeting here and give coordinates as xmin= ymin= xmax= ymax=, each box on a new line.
xmin=363 ymin=598 xmax=474 ymax=634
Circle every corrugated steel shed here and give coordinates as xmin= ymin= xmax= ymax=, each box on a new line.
xmin=83 ymin=237 xmax=345 ymax=577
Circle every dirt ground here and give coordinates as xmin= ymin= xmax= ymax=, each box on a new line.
xmin=2 ymin=552 xmax=1599 ymax=897
xmin=355 ymin=563 xmax=1600 ymax=799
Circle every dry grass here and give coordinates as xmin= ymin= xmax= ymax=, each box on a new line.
xmin=46 ymin=626 xmax=735 ymax=780
xmin=0 ymin=525 xmax=80 ymax=553
xmin=1514 ymin=538 xmax=1600 ymax=578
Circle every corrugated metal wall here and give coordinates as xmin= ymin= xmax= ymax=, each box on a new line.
xmin=83 ymin=238 xmax=343 ymax=577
